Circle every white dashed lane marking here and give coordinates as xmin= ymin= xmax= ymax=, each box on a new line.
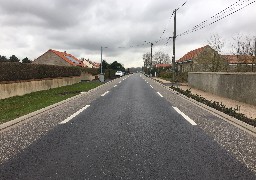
xmin=157 ymin=92 xmax=163 ymax=97
xmin=150 ymin=85 xmax=153 ymax=89
xmin=101 ymin=91 xmax=110 ymax=96
xmin=173 ymin=107 xmax=197 ymax=126
xmin=59 ymin=105 xmax=90 ymax=124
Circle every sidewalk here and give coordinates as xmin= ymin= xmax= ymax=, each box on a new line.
xmin=152 ymin=77 xmax=256 ymax=119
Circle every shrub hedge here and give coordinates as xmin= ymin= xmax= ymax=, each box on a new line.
xmin=80 ymin=67 xmax=99 ymax=76
xmin=0 ymin=62 xmax=82 ymax=82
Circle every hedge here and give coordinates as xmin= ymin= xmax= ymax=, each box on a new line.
xmin=80 ymin=67 xmax=99 ymax=76
xmin=0 ymin=62 xmax=81 ymax=82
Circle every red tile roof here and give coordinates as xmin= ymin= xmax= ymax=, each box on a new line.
xmin=222 ymin=55 xmax=255 ymax=64
xmin=50 ymin=49 xmax=84 ymax=67
xmin=177 ymin=45 xmax=209 ymax=63
xmin=155 ymin=64 xmax=172 ymax=68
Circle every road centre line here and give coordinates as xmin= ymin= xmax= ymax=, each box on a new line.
xmin=173 ymin=107 xmax=197 ymax=126
xmin=157 ymin=92 xmax=163 ymax=97
xmin=101 ymin=91 xmax=110 ymax=96
xmin=59 ymin=105 xmax=90 ymax=124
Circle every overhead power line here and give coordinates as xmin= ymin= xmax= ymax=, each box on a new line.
xmin=178 ymin=0 xmax=256 ymax=37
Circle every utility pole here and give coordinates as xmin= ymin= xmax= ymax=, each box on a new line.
xmin=151 ymin=43 xmax=153 ymax=76
xmin=172 ymin=2 xmax=186 ymax=82
xmin=172 ymin=9 xmax=177 ymax=83
xmin=100 ymin=46 xmax=103 ymax=74
xmin=99 ymin=46 xmax=107 ymax=82
xmin=254 ymin=38 xmax=256 ymax=72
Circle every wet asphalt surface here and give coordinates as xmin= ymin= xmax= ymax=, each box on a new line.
xmin=0 ymin=74 xmax=256 ymax=179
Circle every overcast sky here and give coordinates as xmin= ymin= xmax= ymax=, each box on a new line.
xmin=0 ymin=0 xmax=255 ymax=67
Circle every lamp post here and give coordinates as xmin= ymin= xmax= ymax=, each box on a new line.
xmin=100 ymin=46 xmax=107 ymax=82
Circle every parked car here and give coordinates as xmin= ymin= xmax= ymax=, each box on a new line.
xmin=115 ymin=71 xmax=123 ymax=77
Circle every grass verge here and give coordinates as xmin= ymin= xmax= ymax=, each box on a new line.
xmin=0 ymin=81 xmax=102 ymax=124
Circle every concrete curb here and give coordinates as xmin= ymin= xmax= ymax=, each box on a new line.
xmin=149 ymin=77 xmax=256 ymax=136
xmin=0 ymin=78 xmax=119 ymax=132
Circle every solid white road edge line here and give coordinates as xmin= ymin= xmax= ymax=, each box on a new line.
xmin=101 ymin=91 xmax=110 ymax=96
xmin=59 ymin=105 xmax=90 ymax=124
xmin=157 ymin=92 xmax=163 ymax=97
xmin=173 ymin=107 xmax=197 ymax=126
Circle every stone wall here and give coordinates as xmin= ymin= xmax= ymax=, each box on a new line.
xmin=0 ymin=72 xmax=97 ymax=99
xmin=188 ymin=72 xmax=256 ymax=106
xmin=0 ymin=76 xmax=81 ymax=99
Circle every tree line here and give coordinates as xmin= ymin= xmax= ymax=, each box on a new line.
xmin=143 ymin=51 xmax=170 ymax=68
xmin=0 ymin=54 xmax=32 ymax=63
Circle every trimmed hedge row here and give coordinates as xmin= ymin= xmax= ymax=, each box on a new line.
xmin=170 ymin=86 xmax=256 ymax=127
xmin=0 ymin=62 xmax=81 ymax=82
xmin=81 ymin=67 xmax=99 ymax=76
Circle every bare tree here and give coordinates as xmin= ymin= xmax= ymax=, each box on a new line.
xmin=231 ymin=34 xmax=256 ymax=71
xmin=207 ymin=34 xmax=227 ymax=71
xmin=208 ymin=34 xmax=224 ymax=53
xmin=153 ymin=51 xmax=170 ymax=64
xmin=143 ymin=52 xmax=151 ymax=67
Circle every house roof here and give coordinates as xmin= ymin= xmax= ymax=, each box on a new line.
xmin=177 ymin=45 xmax=209 ymax=63
xmin=222 ymin=55 xmax=255 ymax=64
xmin=50 ymin=49 xmax=83 ymax=67
xmin=155 ymin=64 xmax=172 ymax=68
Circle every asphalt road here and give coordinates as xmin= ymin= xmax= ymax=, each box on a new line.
xmin=0 ymin=74 xmax=255 ymax=179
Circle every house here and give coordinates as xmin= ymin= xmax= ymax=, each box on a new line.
xmin=81 ymin=58 xmax=100 ymax=68
xmin=155 ymin=64 xmax=172 ymax=69
xmin=82 ymin=59 xmax=93 ymax=68
xmin=33 ymin=49 xmax=84 ymax=67
xmin=176 ymin=45 xmax=226 ymax=72
xmin=222 ymin=55 xmax=256 ymax=72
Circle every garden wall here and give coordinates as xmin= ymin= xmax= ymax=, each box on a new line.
xmin=0 ymin=72 xmax=97 ymax=99
xmin=188 ymin=72 xmax=256 ymax=106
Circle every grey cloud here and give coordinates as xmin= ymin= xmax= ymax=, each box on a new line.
xmin=0 ymin=0 xmax=255 ymax=67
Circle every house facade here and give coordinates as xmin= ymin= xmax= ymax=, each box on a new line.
xmin=176 ymin=45 xmax=227 ymax=72
xmin=222 ymin=55 xmax=256 ymax=72
xmin=82 ymin=58 xmax=101 ymax=68
xmin=33 ymin=49 xmax=84 ymax=67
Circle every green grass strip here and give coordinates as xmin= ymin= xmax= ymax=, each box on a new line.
xmin=0 ymin=82 xmax=102 ymax=124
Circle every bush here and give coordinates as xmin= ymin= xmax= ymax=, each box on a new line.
xmin=104 ymin=69 xmax=117 ymax=79
xmin=176 ymin=72 xmax=188 ymax=82
xmin=0 ymin=62 xmax=81 ymax=82
xmin=80 ymin=67 xmax=99 ymax=76
xmin=159 ymin=72 xmax=172 ymax=79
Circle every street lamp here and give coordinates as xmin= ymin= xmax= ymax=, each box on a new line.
xmin=100 ymin=46 xmax=108 ymax=82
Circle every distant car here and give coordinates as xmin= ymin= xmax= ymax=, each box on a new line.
xmin=115 ymin=71 xmax=123 ymax=77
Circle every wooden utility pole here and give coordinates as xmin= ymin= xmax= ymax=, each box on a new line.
xmin=172 ymin=9 xmax=177 ymax=82
xmin=151 ymin=43 xmax=153 ymax=66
